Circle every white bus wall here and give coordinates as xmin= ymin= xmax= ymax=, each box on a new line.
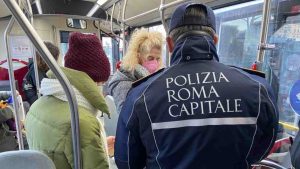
xmin=0 ymin=19 xmax=10 ymax=63
xmin=0 ymin=15 xmax=104 ymax=65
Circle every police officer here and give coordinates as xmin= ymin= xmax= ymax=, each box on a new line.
xmin=115 ymin=2 xmax=278 ymax=169
xmin=291 ymin=121 xmax=300 ymax=169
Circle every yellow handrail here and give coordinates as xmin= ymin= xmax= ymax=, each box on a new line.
xmin=279 ymin=121 xmax=299 ymax=131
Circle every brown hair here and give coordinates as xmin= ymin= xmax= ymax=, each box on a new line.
xmin=36 ymin=42 xmax=59 ymax=72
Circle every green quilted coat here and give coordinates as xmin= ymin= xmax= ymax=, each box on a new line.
xmin=25 ymin=68 xmax=110 ymax=169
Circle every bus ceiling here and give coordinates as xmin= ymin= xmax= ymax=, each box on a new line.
xmin=0 ymin=1 xmax=11 ymax=18
xmin=0 ymin=0 xmax=255 ymax=29
xmin=103 ymin=0 xmax=255 ymax=28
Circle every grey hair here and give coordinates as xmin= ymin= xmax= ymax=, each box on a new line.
xmin=169 ymin=7 xmax=216 ymax=42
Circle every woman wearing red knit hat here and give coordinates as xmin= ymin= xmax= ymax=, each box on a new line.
xmin=25 ymin=32 xmax=111 ymax=169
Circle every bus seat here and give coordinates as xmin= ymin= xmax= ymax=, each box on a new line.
xmin=0 ymin=150 xmax=56 ymax=169
xmin=104 ymin=95 xmax=118 ymax=136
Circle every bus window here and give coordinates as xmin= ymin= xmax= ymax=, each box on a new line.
xmin=102 ymin=37 xmax=113 ymax=73
xmin=215 ymin=0 xmax=264 ymax=68
xmin=264 ymin=0 xmax=300 ymax=126
xmin=102 ymin=37 xmax=122 ymax=74
xmin=119 ymin=38 xmax=123 ymax=59
xmin=60 ymin=31 xmax=71 ymax=65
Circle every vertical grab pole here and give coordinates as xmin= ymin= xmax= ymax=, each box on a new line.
xmin=256 ymin=0 xmax=271 ymax=71
xmin=4 ymin=17 xmax=24 ymax=150
xmin=26 ymin=0 xmax=41 ymax=98
xmin=159 ymin=0 xmax=170 ymax=67
xmin=159 ymin=0 xmax=168 ymax=32
xmin=25 ymin=0 xmax=33 ymax=23
xmin=117 ymin=2 xmax=122 ymax=25
xmin=105 ymin=11 xmax=109 ymax=27
xmin=122 ymin=0 xmax=128 ymax=57
xmin=3 ymin=1 xmax=82 ymax=169
xmin=97 ymin=20 xmax=101 ymax=40
xmin=111 ymin=3 xmax=117 ymax=37
xmin=111 ymin=3 xmax=128 ymax=47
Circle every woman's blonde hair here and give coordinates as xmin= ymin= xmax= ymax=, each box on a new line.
xmin=122 ymin=28 xmax=163 ymax=71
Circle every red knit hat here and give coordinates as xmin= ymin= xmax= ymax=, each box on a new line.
xmin=64 ymin=32 xmax=110 ymax=82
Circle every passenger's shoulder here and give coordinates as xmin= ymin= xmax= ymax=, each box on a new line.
xmin=229 ymin=65 xmax=265 ymax=78
xmin=132 ymin=68 xmax=165 ymax=88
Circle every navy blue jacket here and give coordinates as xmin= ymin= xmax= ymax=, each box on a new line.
xmin=291 ymin=121 xmax=300 ymax=169
xmin=22 ymin=61 xmax=47 ymax=105
xmin=115 ymin=35 xmax=278 ymax=169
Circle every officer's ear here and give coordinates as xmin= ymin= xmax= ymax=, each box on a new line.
xmin=213 ymin=35 xmax=219 ymax=45
xmin=166 ymin=36 xmax=174 ymax=53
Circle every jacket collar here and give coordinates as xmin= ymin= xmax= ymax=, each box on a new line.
xmin=170 ymin=34 xmax=219 ymax=66
xmin=40 ymin=78 xmax=99 ymax=115
xmin=119 ymin=64 xmax=150 ymax=81
xmin=46 ymin=67 xmax=110 ymax=117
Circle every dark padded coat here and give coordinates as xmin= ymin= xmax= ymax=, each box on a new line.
xmin=115 ymin=35 xmax=278 ymax=169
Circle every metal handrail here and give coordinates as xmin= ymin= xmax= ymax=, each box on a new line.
xmin=4 ymin=17 xmax=24 ymax=150
xmin=111 ymin=3 xmax=128 ymax=48
xmin=3 ymin=1 xmax=82 ymax=169
xmin=26 ymin=0 xmax=41 ymax=98
xmin=105 ymin=11 xmax=109 ymax=27
xmin=97 ymin=20 xmax=101 ymax=40
xmin=122 ymin=0 xmax=128 ymax=56
xmin=123 ymin=0 xmax=186 ymax=24
xmin=117 ymin=2 xmax=122 ymax=25
xmin=256 ymin=0 xmax=271 ymax=70
xmin=159 ymin=0 xmax=168 ymax=32
xmin=110 ymin=3 xmax=119 ymax=39
xmin=34 ymin=14 xmax=102 ymax=21
xmin=25 ymin=0 xmax=33 ymax=23
xmin=159 ymin=0 xmax=170 ymax=67
xmin=124 ymin=7 xmax=157 ymax=23
xmin=35 ymin=0 xmax=43 ymax=14
xmin=122 ymin=0 xmax=128 ymax=26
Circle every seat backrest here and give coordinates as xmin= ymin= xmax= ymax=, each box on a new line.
xmin=17 ymin=94 xmax=26 ymax=120
xmin=104 ymin=95 xmax=119 ymax=136
xmin=0 ymin=150 xmax=56 ymax=169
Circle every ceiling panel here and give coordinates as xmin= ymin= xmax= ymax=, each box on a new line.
xmin=106 ymin=0 xmax=254 ymax=28
xmin=0 ymin=1 xmax=11 ymax=18
xmin=38 ymin=0 xmax=94 ymax=15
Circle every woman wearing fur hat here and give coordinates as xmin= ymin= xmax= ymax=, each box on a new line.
xmin=108 ymin=29 xmax=163 ymax=114
xmin=25 ymin=32 xmax=111 ymax=169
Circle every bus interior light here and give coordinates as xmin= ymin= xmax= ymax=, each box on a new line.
xmin=97 ymin=0 xmax=107 ymax=6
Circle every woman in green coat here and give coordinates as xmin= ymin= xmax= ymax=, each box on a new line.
xmin=25 ymin=32 xmax=111 ymax=169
